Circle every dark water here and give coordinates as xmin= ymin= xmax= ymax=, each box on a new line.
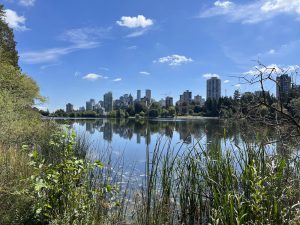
xmin=55 ymin=118 xmax=279 ymax=177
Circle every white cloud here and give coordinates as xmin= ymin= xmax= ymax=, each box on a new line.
xmin=74 ymin=71 xmax=81 ymax=77
xmin=20 ymin=44 xmax=98 ymax=64
xmin=61 ymin=27 xmax=110 ymax=45
xmin=268 ymin=49 xmax=276 ymax=54
xmin=20 ymin=27 xmax=109 ymax=64
xmin=40 ymin=63 xmax=60 ymax=70
xmin=244 ymin=64 xmax=300 ymax=76
xmin=19 ymin=0 xmax=36 ymax=6
xmin=127 ymin=45 xmax=137 ymax=50
xmin=224 ymin=79 xmax=230 ymax=83
xmin=83 ymin=73 xmax=102 ymax=81
xmin=199 ymin=0 xmax=300 ymax=24
xmin=113 ymin=78 xmax=122 ymax=82
xmin=140 ymin=71 xmax=151 ymax=75
xmin=214 ymin=1 xmax=234 ymax=8
xmin=116 ymin=15 xmax=153 ymax=28
xmin=203 ymin=73 xmax=220 ymax=79
xmin=99 ymin=67 xmax=109 ymax=71
xmin=3 ymin=9 xmax=28 ymax=31
xmin=261 ymin=0 xmax=300 ymax=14
xmin=126 ymin=29 xmax=149 ymax=38
xmin=235 ymin=84 xmax=241 ymax=88
xmin=155 ymin=54 xmax=193 ymax=66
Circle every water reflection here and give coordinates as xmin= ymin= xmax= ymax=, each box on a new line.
xmin=57 ymin=118 xmax=277 ymax=147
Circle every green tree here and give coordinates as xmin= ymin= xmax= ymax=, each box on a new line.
xmin=126 ymin=105 xmax=135 ymax=116
xmin=0 ymin=5 xmax=19 ymax=68
xmin=161 ymin=109 xmax=169 ymax=118
xmin=134 ymin=102 xmax=147 ymax=114
xmin=148 ymin=109 xmax=159 ymax=118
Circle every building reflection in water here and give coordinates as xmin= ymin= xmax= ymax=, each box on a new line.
xmin=70 ymin=118 xmax=277 ymax=148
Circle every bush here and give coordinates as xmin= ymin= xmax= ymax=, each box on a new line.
xmin=29 ymin=130 xmax=117 ymax=224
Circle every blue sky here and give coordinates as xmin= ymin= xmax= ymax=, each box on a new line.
xmin=2 ymin=0 xmax=300 ymax=111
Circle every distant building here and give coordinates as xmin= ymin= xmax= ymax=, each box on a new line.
xmin=159 ymin=99 xmax=166 ymax=107
xmin=90 ymin=99 xmax=96 ymax=106
xmin=276 ymin=74 xmax=291 ymax=100
xmin=66 ymin=103 xmax=74 ymax=113
xmin=78 ymin=106 xmax=85 ymax=112
xmin=194 ymin=95 xmax=205 ymax=106
xmin=207 ymin=77 xmax=221 ymax=100
xmin=165 ymin=96 xmax=173 ymax=108
xmin=145 ymin=89 xmax=151 ymax=105
xmin=86 ymin=99 xmax=96 ymax=111
xmin=254 ymin=91 xmax=270 ymax=97
xmin=180 ymin=90 xmax=192 ymax=104
xmin=137 ymin=90 xmax=141 ymax=101
xmin=103 ymin=92 xmax=113 ymax=112
xmin=94 ymin=103 xmax=104 ymax=115
xmin=114 ymin=93 xmax=134 ymax=109
xmin=98 ymin=100 xmax=104 ymax=108
xmin=86 ymin=101 xmax=92 ymax=111
xmin=290 ymin=84 xmax=300 ymax=98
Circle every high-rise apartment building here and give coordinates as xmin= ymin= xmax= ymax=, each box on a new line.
xmin=207 ymin=77 xmax=221 ymax=100
xmin=137 ymin=90 xmax=141 ymax=101
xmin=66 ymin=103 xmax=74 ymax=113
xmin=103 ymin=92 xmax=113 ymax=112
xmin=86 ymin=99 xmax=96 ymax=111
xmin=194 ymin=95 xmax=205 ymax=106
xmin=145 ymin=89 xmax=151 ymax=105
xmin=180 ymin=90 xmax=192 ymax=104
xmin=165 ymin=96 xmax=173 ymax=108
xmin=145 ymin=89 xmax=151 ymax=100
xmin=276 ymin=74 xmax=291 ymax=100
xmin=86 ymin=101 xmax=92 ymax=111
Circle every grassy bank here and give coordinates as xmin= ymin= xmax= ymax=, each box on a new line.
xmin=0 ymin=125 xmax=299 ymax=224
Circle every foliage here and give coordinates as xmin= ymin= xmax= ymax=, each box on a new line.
xmin=28 ymin=130 xmax=117 ymax=224
xmin=148 ymin=109 xmax=159 ymax=118
xmin=0 ymin=4 xmax=19 ymax=68
xmin=0 ymin=145 xmax=34 ymax=225
xmin=0 ymin=55 xmax=56 ymax=147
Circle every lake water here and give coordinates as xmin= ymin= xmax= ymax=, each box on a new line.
xmin=55 ymin=118 xmax=279 ymax=179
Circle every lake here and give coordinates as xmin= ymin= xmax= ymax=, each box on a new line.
xmin=54 ymin=118 xmax=281 ymax=178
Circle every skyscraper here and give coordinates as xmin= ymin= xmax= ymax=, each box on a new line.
xmin=207 ymin=77 xmax=221 ymax=100
xmin=165 ymin=96 xmax=173 ymax=108
xmin=103 ymin=92 xmax=113 ymax=112
xmin=145 ymin=89 xmax=151 ymax=100
xmin=145 ymin=89 xmax=151 ymax=105
xmin=66 ymin=103 xmax=74 ymax=113
xmin=86 ymin=101 xmax=92 ymax=111
xmin=137 ymin=90 xmax=141 ymax=101
xmin=276 ymin=74 xmax=291 ymax=100
xmin=86 ymin=99 xmax=95 ymax=111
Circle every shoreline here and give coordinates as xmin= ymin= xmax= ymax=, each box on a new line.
xmin=42 ymin=116 xmax=220 ymax=121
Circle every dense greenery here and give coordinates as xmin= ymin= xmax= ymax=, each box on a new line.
xmin=48 ymin=102 xmax=177 ymax=119
xmin=0 ymin=5 xmax=19 ymax=68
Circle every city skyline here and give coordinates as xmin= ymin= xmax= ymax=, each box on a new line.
xmin=2 ymin=0 xmax=300 ymax=111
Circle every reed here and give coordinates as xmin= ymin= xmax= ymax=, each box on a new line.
xmin=131 ymin=135 xmax=300 ymax=225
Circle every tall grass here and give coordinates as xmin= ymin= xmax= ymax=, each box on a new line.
xmin=0 ymin=145 xmax=34 ymax=225
xmin=1 ymin=128 xmax=299 ymax=224
xmin=131 ymin=137 xmax=300 ymax=225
